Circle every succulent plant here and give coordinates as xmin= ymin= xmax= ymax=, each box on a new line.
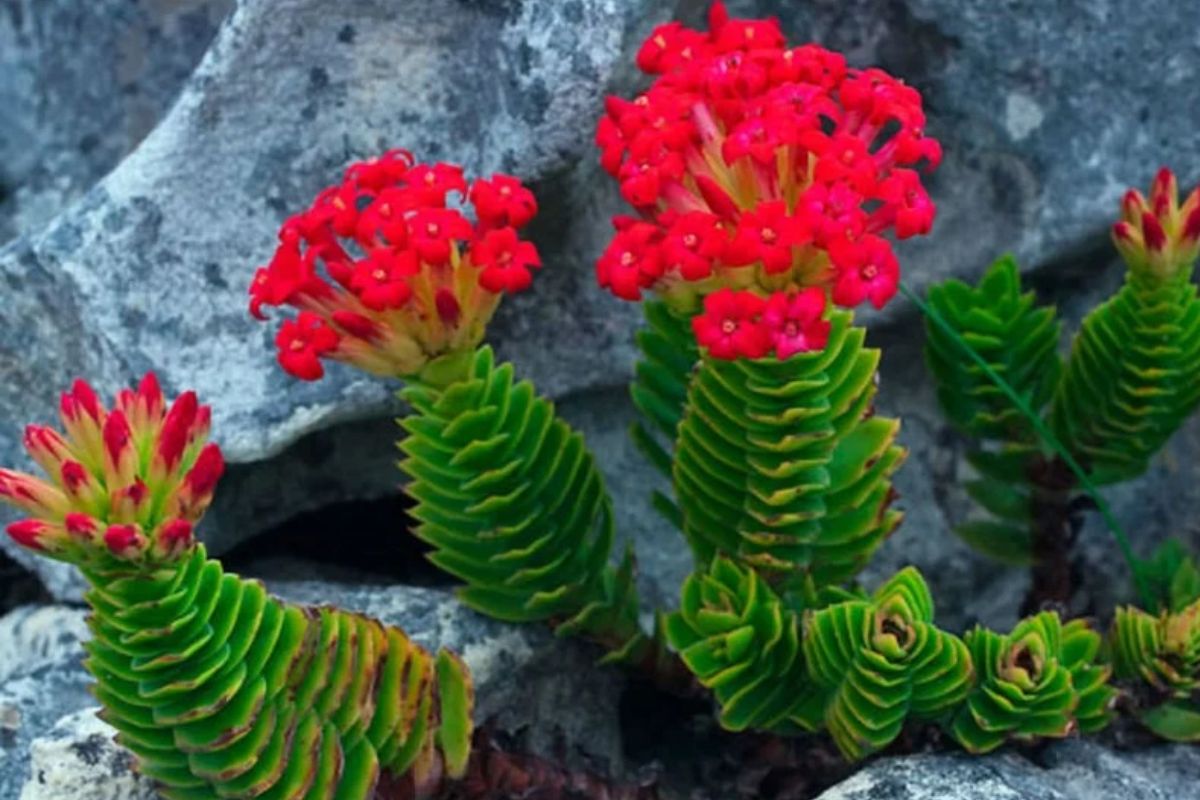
xmin=665 ymin=557 xmax=825 ymax=733
xmin=1051 ymin=169 xmax=1200 ymax=485
xmin=673 ymin=310 xmax=905 ymax=590
xmin=1111 ymin=598 xmax=1200 ymax=741
xmin=951 ymin=612 xmax=1115 ymax=753
xmin=248 ymin=151 xmax=666 ymax=673
xmin=803 ymin=568 xmax=972 ymax=760
xmin=923 ymin=255 xmax=1061 ymax=564
xmin=0 ymin=376 xmax=474 ymax=799
xmin=399 ymin=346 xmax=657 ymax=668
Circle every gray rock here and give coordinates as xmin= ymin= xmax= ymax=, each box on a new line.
xmin=0 ymin=0 xmax=234 ymax=242
xmin=815 ymin=739 xmax=1200 ymax=800
xmin=0 ymin=0 xmax=668 ymax=599
xmin=18 ymin=709 xmax=157 ymax=800
xmin=0 ymin=605 xmax=89 ymax=685
xmin=0 ymin=579 xmax=625 ymax=796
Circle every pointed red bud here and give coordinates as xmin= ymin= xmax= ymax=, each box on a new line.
xmin=1184 ymin=207 xmax=1200 ymax=244
xmin=137 ymin=372 xmax=165 ymax=418
xmin=157 ymin=391 xmax=199 ymax=470
xmin=184 ymin=444 xmax=225 ymax=498
xmin=1151 ymin=167 xmax=1177 ymax=212
xmin=64 ymin=513 xmax=98 ymax=540
xmin=159 ymin=519 xmax=194 ymax=552
xmin=1122 ymin=189 xmax=1148 ymax=223
xmin=1142 ymin=212 xmax=1167 ymax=251
xmin=331 ymin=310 xmax=381 ymax=342
xmin=435 ymin=290 xmax=462 ymax=326
xmin=104 ymin=524 xmax=143 ymax=557
xmin=102 ymin=410 xmax=134 ymax=466
xmin=23 ymin=425 xmax=71 ymax=472
xmin=695 ymin=175 xmax=740 ymax=221
xmin=708 ymin=0 xmax=730 ymax=34
xmin=70 ymin=380 xmax=103 ymax=421
xmin=60 ymin=461 xmax=90 ymax=494
xmin=7 ymin=519 xmax=49 ymax=550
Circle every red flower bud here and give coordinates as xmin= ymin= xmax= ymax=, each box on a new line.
xmin=1142 ymin=212 xmax=1167 ymax=252
xmin=157 ymin=391 xmax=199 ymax=471
xmin=331 ymin=310 xmax=383 ymax=342
xmin=185 ymin=443 xmax=225 ymax=499
xmin=7 ymin=519 xmax=50 ymax=551
xmin=435 ymin=290 xmax=462 ymax=327
xmin=159 ymin=518 xmax=194 ymax=553
xmin=64 ymin=512 xmax=98 ymax=540
xmin=104 ymin=524 xmax=143 ymax=557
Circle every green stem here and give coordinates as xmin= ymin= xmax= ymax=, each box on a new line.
xmin=900 ymin=280 xmax=1153 ymax=608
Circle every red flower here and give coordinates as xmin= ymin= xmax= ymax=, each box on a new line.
xmin=762 ymin=288 xmax=831 ymax=358
xmin=722 ymin=116 xmax=786 ymax=166
xmin=408 ymin=208 xmax=474 ymax=266
xmin=406 ymin=162 xmax=467 ymax=205
xmin=470 ymin=175 xmax=538 ymax=229
xmin=618 ymin=131 xmax=686 ymax=208
xmin=593 ymin=4 xmax=939 ymax=307
xmin=597 ymin=222 xmax=664 ymax=301
xmin=692 ymin=289 xmax=770 ymax=359
xmin=343 ymin=149 xmax=414 ymax=191
xmin=472 ymin=227 xmax=542 ymax=293
xmin=251 ymin=152 xmax=546 ymax=379
xmin=878 ymin=169 xmax=935 ymax=239
xmin=355 ymin=187 xmax=416 ymax=246
xmin=726 ymin=201 xmax=806 ymax=273
xmin=796 ymin=183 xmax=867 ymax=247
xmin=662 ymin=212 xmax=727 ymax=280
xmin=350 ymin=249 xmax=418 ymax=311
xmin=830 ymin=235 xmax=900 ymax=309
xmin=275 ymin=312 xmax=340 ymax=381
xmin=813 ymin=133 xmax=878 ymax=192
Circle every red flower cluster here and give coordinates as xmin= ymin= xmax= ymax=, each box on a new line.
xmin=1112 ymin=167 xmax=1200 ymax=280
xmin=693 ymin=287 xmax=830 ymax=360
xmin=595 ymin=1 xmax=938 ymax=318
xmin=250 ymin=150 xmax=541 ymax=380
xmin=0 ymin=374 xmax=224 ymax=564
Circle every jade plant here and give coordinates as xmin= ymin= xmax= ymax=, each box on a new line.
xmin=924 ymin=170 xmax=1200 ymax=610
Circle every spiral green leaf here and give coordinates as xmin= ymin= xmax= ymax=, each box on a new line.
xmin=672 ymin=311 xmax=904 ymax=589
xmin=923 ymin=256 xmax=1063 ymax=564
xmin=1050 ymin=269 xmax=1200 ymax=485
xmin=951 ymin=612 xmax=1115 ymax=753
xmin=925 ymin=255 xmax=1062 ymax=442
xmin=399 ymin=346 xmax=656 ymax=666
xmin=664 ymin=557 xmax=825 ymax=733
xmin=1111 ymin=598 xmax=1200 ymax=741
xmin=802 ymin=568 xmax=972 ymax=761
xmin=82 ymin=545 xmax=472 ymax=799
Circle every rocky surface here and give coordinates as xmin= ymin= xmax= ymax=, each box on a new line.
xmin=0 ymin=0 xmax=234 ymax=243
xmin=815 ymin=739 xmax=1200 ymax=800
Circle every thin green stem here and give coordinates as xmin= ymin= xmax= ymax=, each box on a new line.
xmin=899 ymin=280 xmax=1154 ymax=608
